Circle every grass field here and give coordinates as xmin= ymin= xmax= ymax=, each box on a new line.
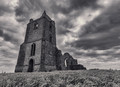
xmin=0 ymin=70 xmax=120 ymax=87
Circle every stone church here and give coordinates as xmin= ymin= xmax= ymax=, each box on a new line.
xmin=15 ymin=11 xmax=86 ymax=72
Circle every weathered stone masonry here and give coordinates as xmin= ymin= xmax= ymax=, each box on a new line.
xmin=15 ymin=11 xmax=86 ymax=72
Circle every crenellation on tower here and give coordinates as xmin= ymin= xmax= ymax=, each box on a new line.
xmin=29 ymin=19 xmax=34 ymax=23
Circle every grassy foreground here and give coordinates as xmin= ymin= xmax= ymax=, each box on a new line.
xmin=0 ymin=70 xmax=120 ymax=87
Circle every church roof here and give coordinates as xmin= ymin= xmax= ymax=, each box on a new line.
xmin=40 ymin=10 xmax=52 ymax=21
xmin=29 ymin=11 xmax=54 ymax=24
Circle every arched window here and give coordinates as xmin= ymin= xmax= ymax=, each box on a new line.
xmin=30 ymin=43 xmax=36 ymax=56
xmin=64 ymin=59 xmax=68 ymax=67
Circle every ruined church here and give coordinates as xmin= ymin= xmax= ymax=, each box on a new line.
xmin=15 ymin=11 xmax=86 ymax=72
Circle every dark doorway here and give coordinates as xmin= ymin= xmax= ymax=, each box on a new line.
xmin=28 ymin=59 xmax=34 ymax=72
xmin=58 ymin=66 xmax=62 ymax=70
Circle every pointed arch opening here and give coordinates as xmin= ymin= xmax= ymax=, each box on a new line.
xmin=28 ymin=59 xmax=34 ymax=72
xmin=64 ymin=59 xmax=68 ymax=67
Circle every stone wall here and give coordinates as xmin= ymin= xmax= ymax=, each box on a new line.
xmin=61 ymin=53 xmax=78 ymax=70
xmin=22 ymin=40 xmax=42 ymax=72
xmin=40 ymin=16 xmax=57 ymax=71
xmin=15 ymin=44 xmax=26 ymax=72
xmin=70 ymin=64 xmax=86 ymax=70
xmin=24 ymin=18 xmax=45 ymax=43
xmin=15 ymin=11 xmax=86 ymax=72
xmin=55 ymin=48 xmax=65 ymax=70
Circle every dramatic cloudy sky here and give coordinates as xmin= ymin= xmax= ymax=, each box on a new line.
xmin=1 ymin=0 xmax=120 ymax=72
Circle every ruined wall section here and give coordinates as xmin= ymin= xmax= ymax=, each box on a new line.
xmin=15 ymin=44 xmax=26 ymax=72
xmin=62 ymin=53 xmax=78 ymax=70
xmin=55 ymin=48 xmax=62 ymax=70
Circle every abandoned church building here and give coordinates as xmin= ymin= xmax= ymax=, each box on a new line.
xmin=15 ymin=11 xmax=86 ymax=72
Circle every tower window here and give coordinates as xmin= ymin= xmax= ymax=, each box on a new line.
xmin=49 ymin=25 xmax=52 ymax=32
xmin=34 ymin=22 xmax=39 ymax=29
xmin=31 ymin=43 xmax=36 ymax=56
xmin=49 ymin=35 xmax=52 ymax=43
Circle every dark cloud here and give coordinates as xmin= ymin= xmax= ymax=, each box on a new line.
xmin=0 ymin=25 xmax=23 ymax=45
xmin=57 ymin=27 xmax=70 ymax=35
xmin=0 ymin=19 xmax=24 ymax=45
xmin=15 ymin=0 xmax=44 ymax=22
xmin=72 ymin=34 xmax=120 ymax=50
xmin=3 ymin=33 xmax=16 ymax=42
xmin=74 ymin=48 xmax=120 ymax=63
xmin=1 ymin=0 xmax=120 ymax=71
xmin=16 ymin=0 xmax=100 ymax=15
xmin=0 ymin=5 xmax=12 ymax=16
xmin=15 ymin=0 xmax=101 ymax=35
xmin=70 ymin=1 xmax=120 ymax=50
xmin=56 ymin=19 xmax=73 ymax=35
xmin=59 ymin=19 xmax=74 ymax=29
xmin=0 ymin=0 xmax=14 ymax=16
xmin=1 ymin=49 xmax=17 ymax=59
xmin=0 ymin=29 xmax=3 ymax=37
xmin=51 ymin=0 xmax=100 ymax=14
xmin=70 ymin=0 xmax=99 ymax=9
xmin=3 ymin=32 xmax=21 ymax=45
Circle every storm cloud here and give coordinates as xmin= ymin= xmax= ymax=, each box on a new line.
xmin=1 ymin=0 xmax=120 ymax=72
xmin=71 ymin=1 xmax=120 ymax=50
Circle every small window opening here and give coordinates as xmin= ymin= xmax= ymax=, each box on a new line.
xmin=34 ymin=22 xmax=39 ymax=29
xmin=31 ymin=43 xmax=36 ymax=56
xmin=49 ymin=25 xmax=52 ymax=32
xmin=49 ymin=36 xmax=52 ymax=43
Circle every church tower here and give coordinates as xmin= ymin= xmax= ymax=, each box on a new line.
xmin=15 ymin=11 xmax=57 ymax=72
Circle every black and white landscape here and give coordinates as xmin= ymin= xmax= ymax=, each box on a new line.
xmin=0 ymin=0 xmax=120 ymax=73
